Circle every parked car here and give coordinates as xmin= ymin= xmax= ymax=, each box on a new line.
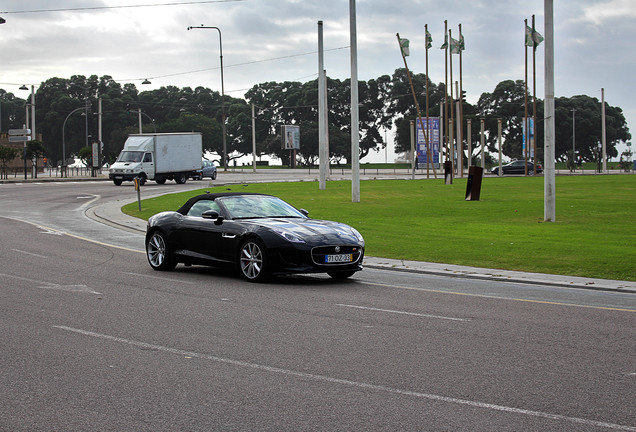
xmin=491 ymin=160 xmax=543 ymax=175
xmin=191 ymin=160 xmax=217 ymax=180
xmin=145 ymin=192 xmax=365 ymax=282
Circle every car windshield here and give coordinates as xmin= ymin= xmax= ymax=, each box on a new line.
xmin=219 ymin=195 xmax=306 ymax=219
xmin=116 ymin=151 xmax=144 ymax=163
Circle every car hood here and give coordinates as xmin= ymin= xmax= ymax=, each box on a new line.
xmin=249 ymin=218 xmax=363 ymax=244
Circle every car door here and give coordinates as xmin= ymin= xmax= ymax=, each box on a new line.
xmin=176 ymin=200 xmax=227 ymax=263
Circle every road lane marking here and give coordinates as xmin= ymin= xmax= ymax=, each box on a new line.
xmin=54 ymin=325 xmax=636 ymax=431
xmin=1 ymin=216 xmax=143 ymax=254
xmin=0 ymin=273 xmax=102 ymax=295
xmin=121 ymin=271 xmax=198 ymax=285
xmin=12 ymin=249 xmax=48 ymax=259
xmin=336 ymin=303 xmax=469 ymax=322
xmin=361 ymin=281 xmax=636 ymax=313
xmin=76 ymin=194 xmax=100 ymax=210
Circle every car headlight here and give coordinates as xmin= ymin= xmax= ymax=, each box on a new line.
xmin=272 ymin=228 xmax=305 ymax=243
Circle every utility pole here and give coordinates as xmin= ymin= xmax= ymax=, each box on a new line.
xmin=544 ymin=0 xmax=556 ymax=222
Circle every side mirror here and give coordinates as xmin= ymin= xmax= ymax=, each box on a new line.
xmin=202 ymin=210 xmax=224 ymax=225
xmin=299 ymin=208 xmax=309 ymax=217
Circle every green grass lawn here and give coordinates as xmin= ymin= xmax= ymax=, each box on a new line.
xmin=123 ymin=175 xmax=636 ymax=281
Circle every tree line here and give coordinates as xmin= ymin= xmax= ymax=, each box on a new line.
xmin=0 ymin=70 xmax=630 ymax=167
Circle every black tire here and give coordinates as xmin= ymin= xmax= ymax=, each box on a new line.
xmin=328 ymin=270 xmax=356 ymax=280
xmin=212 ymin=172 xmax=217 ymax=180
xmin=113 ymin=179 xmax=123 ymax=186
xmin=175 ymin=173 xmax=187 ymax=184
xmin=138 ymin=174 xmax=147 ymax=186
xmin=146 ymin=231 xmax=176 ymax=271
xmin=238 ymin=239 xmax=269 ymax=282
xmin=155 ymin=177 xmax=166 ymax=185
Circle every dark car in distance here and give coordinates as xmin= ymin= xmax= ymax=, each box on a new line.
xmin=145 ymin=193 xmax=365 ymax=282
xmin=491 ymin=160 xmax=543 ymax=175
xmin=191 ymin=160 xmax=217 ymax=180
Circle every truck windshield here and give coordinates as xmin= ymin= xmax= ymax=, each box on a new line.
xmin=116 ymin=151 xmax=144 ymax=163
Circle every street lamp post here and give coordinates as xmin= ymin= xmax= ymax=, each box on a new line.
xmin=571 ymin=108 xmax=576 ymax=164
xmin=62 ymin=107 xmax=85 ymax=178
xmin=187 ymin=25 xmax=227 ymax=170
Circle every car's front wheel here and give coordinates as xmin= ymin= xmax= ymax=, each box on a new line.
xmin=146 ymin=231 xmax=176 ymax=271
xmin=238 ymin=239 xmax=269 ymax=282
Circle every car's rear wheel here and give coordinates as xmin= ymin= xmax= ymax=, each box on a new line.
xmin=328 ymin=270 xmax=356 ymax=280
xmin=239 ymin=239 xmax=269 ymax=282
xmin=146 ymin=231 xmax=176 ymax=271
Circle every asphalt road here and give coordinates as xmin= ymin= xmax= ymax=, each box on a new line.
xmin=1 ymin=180 xmax=635 ymax=431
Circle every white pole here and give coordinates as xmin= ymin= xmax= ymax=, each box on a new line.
xmin=138 ymin=108 xmax=142 ymax=134
xmin=544 ymin=0 xmax=556 ymax=221
xmin=480 ymin=118 xmax=485 ymax=169
xmin=498 ymin=118 xmax=503 ymax=176
xmin=410 ymin=120 xmax=415 ymax=180
xmin=318 ymin=21 xmax=327 ymax=190
xmin=98 ymin=96 xmax=103 ymax=173
xmin=30 ymin=85 xmax=35 ymax=142
xmin=467 ymin=119 xmax=472 ymax=167
xmin=251 ymin=103 xmax=257 ymax=173
xmin=601 ymin=87 xmax=607 ymax=172
xmin=350 ymin=0 xmax=360 ymax=202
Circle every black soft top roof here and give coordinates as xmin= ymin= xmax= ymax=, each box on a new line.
xmin=176 ymin=192 xmax=270 ymax=215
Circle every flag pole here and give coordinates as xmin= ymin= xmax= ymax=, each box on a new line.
xmin=524 ymin=18 xmax=529 ymax=176
xmin=449 ymin=28 xmax=455 ymax=176
xmin=532 ymin=14 xmax=538 ymax=165
xmin=443 ymin=20 xmax=449 ymax=169
xmin=458 ymin=23 xmax=464 ymax=178
xmin=425 ymin=24 xmax=431 ymax=179
xmin=396 ymin=33 xmax=436 ymax=178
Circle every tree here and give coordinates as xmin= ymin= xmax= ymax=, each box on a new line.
xmin=25 ymin=140 xmax=46 ymax=178
xmin=0 ymin=145 xmax=19 ymax=179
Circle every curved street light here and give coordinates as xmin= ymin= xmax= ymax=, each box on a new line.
xmin=62 ymin=107 xmax=86 ymax=178
xmin=187 ymin=25 xmax=227 ymax=170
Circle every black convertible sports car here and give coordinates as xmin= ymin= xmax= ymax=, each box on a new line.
xmin=145 ymin=192 xmax=365 ymax=281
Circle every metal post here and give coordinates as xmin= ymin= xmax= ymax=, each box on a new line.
xmin=187 ymin=25 xmax=227 ymax=170
xmin=349 ymin=0 xmax=360 ymax=202
xmin=318 ymin=21 xmax=327 ymax=190
xmin=601 ymin=88 xmax=607 ymax=173
xmin=480 ymin=118 xmax=485 ymax=169
xmin=498 ymin=118 xmax=503 ymax=176
xmin=251 ymin=103 xmax=256 ymax=173
xmin=544 ymin=0 xmax=556 ymax=221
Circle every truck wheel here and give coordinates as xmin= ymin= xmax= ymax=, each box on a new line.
xmin=155 ymin=177 xmax=166 ymax=185
xmin=138 ymin=174 xmax=147 ymax=186
xmin=175 ymin=173 xmax=187 ymax=184
xmin=113 ymin=179 xmax=122 ymax=186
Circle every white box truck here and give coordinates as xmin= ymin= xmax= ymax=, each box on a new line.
xmin=108 ymin=132 xmax=202 ymax=185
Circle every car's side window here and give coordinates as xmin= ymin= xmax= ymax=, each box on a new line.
xmin=187 ymin=199 xmax=221 ymax=217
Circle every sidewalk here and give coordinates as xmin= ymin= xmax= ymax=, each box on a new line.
xmin=88 ymin=192 xmax=636 ymax=294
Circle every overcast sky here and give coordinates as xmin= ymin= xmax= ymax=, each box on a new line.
xmin=1 ymin=0 xmax=633 ymax=162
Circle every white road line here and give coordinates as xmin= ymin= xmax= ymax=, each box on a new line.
xmin=76 ymin=194 xmax=101 ymax=210
xmin=53 ymin=325 xmax=635 ymax=431
xmin=121 ymin=271 xmax=198 ymax=285
xmin=336 ymin=303 xmax=469 ymax=322
xmin=0 ymin=273 xmax=102 ymax=295
xmin=12 ymin=248 xmax=49 ymax=259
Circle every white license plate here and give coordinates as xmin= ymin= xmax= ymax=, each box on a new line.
xmin=114 ymin=175 xmax=123 ymax=179
xmin=326 ymin=254 xmax=353 ymax=263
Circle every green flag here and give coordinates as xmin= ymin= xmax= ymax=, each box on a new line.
xmin=459 ymin=34 xmax=465 ymax=51
xmin=440 ymin=35 xmax=448 ymax=50
xmin=426 ymin=30 xmax=433 ymax=49
xmin=399 ymin=38 xmax=410 ymax=56
xmin=525 ymin=25 xmax=544 ymax=47
xmin=450 ymin=37 xmax=461 ymax=54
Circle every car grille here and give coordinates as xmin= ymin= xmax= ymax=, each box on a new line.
xmin=311 ymin=245 xmax=363 ymax=266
